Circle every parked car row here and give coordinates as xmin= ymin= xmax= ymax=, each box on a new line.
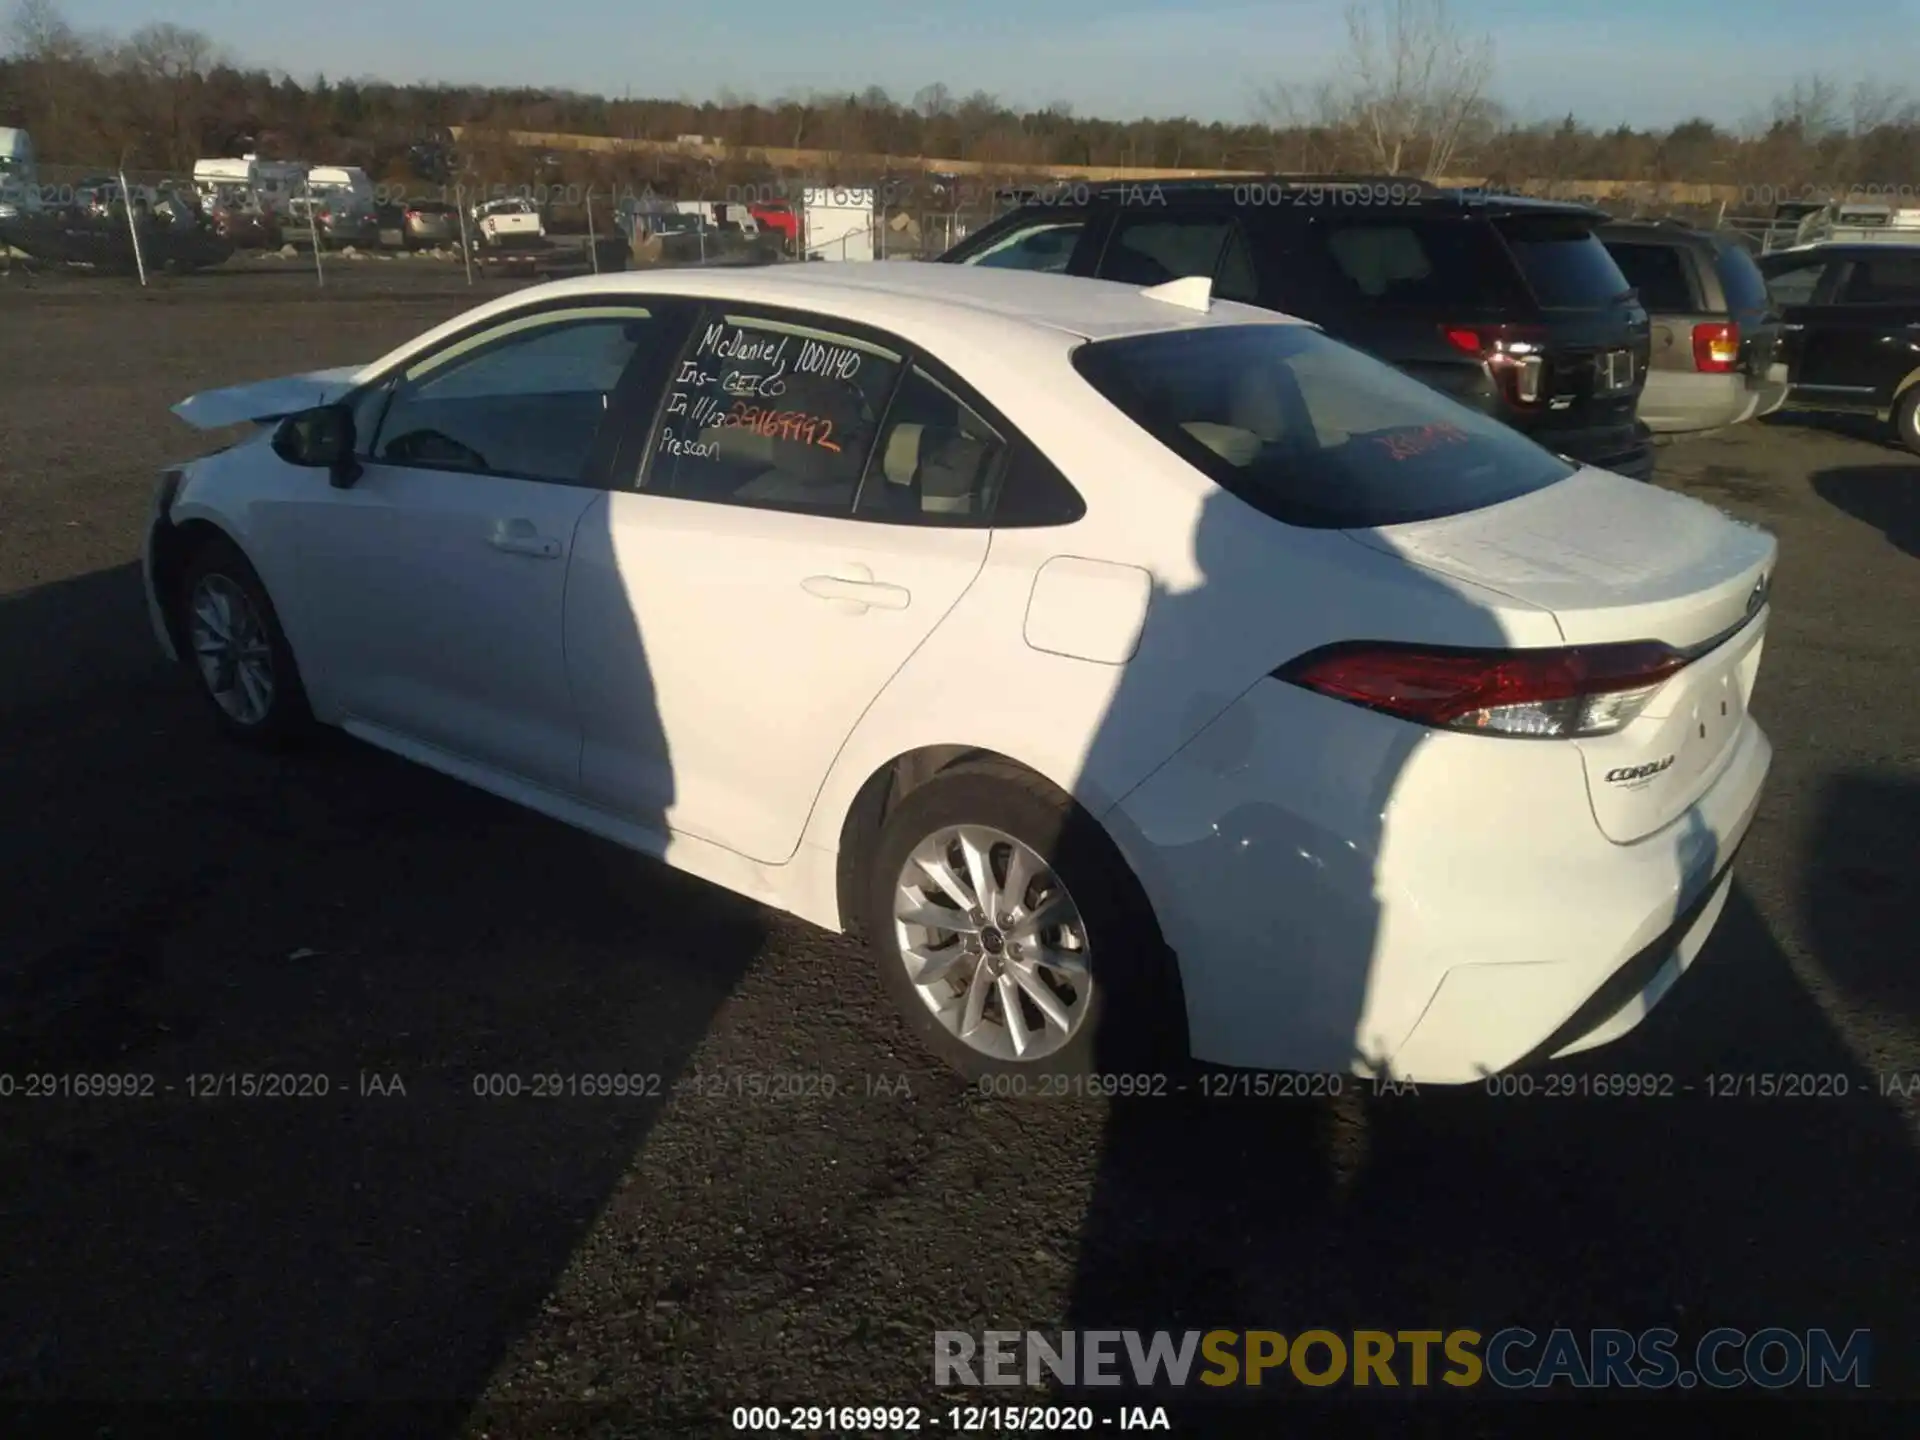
xmin=938 ymin=176 xmax=1920 ymax=460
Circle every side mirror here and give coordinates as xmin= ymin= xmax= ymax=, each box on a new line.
xmin=272 ymin=403 xmax=361 ymax=487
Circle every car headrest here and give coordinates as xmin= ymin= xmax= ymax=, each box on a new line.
xmin=918 ymin=429 xmax=994 ymax=514
xmin=1181 ymin=421 xmax=1262 ymax=466
xmin=883 ymin=423 xmax=925 ymax=486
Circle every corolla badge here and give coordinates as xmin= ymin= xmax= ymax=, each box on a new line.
xmin=1606 ymin=756 xmax=1675 ymax=784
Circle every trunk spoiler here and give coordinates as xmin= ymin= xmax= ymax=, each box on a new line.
xmin=172 ymin=365 xmax=367 ymax=430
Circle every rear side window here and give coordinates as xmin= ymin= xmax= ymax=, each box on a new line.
xmin=1316 ymin=219 xmax=1524 ymax=308
xmin=1604 ymin=241 xmax=1696 ymax=312
xmin=1497 ymin=216 xmax=1633 ymax=308
xmin=1714 ymin=241 xmax=1773 ymax=313
xmin=1098 ymin=212 xmax=1261 ymax=301
xmin=1073 ymin=323 xmax=1575 ymax=529
xmin=1840 ymin=255 xmax=1920 ymax=302
xmin=854 ymin=367 xmax=1009 ymax=523
xmin=957 ymin=217 xmax=1085 ymax=272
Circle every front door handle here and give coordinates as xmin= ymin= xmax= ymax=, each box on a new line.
xmin=488 ymin=517 xmax=561 ymax=559
xmin=801 ymin=564 xmax=910 ymax=612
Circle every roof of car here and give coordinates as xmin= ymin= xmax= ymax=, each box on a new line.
xmin=519 ymin=262 xmax=1305 ymax=342
xmin=1761 ymin=241 xmax=1920 ymax=260
xmin=994 ymin=175 xmax=1608 ymax=220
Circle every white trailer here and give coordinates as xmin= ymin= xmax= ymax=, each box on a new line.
xmin=0 ymin=127 xmax=41 ymax=216
xmin=802 ymin=186 xmax=875 ymax=261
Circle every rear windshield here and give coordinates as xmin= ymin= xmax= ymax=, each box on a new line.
xmin=1497 ymin=216 xmax=1634 ymax=308
xmin=1714 ymin=241 xmax=1773 ymax=313
xmin=1603 ymin=240 xmax=1696 ymax=312
xmin=1073 ymin=323 xmax=1575 ymax=529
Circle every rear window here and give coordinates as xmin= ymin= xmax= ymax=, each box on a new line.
xmin=1072 ymin=323 xmax=1574 ymax=529
xmin=1497 ymin=216 xmax=1634 ymax=308
xmin=1315 ymin=219 xmax=1525 ymax=308
xmin=1713 ymin=240 xmax=1773 ymax=313
xmin=1603 ymin=240 xmax=1696 ymax=312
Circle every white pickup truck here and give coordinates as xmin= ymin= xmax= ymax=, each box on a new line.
xmin=471 ymin=197 xmax=545 ymax=248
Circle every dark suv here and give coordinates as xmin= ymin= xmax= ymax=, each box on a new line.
xmin=939 ymin=178 xmax=1655 ymax=479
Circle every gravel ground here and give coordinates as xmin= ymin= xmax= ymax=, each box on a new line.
xmin=0 ymin=279 xmax=1916 ymax=1437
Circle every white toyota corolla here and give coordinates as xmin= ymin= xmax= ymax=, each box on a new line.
xmin=147 ymin=263 xmax=1774 ymax=1083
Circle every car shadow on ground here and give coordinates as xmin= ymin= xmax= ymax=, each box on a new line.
xmin=0 ymin=560 xmax=767 ymax=1435
xmin=1061 ymin=880 xmax=1917 ymax=1418
xmin=1806 ymin=770 xmax=1920 ymax=1030
xmin=1051 ymin=483 xmax=1916 ymax=1421
xmin=1812 ymin=466 xmax=1920 ymax=558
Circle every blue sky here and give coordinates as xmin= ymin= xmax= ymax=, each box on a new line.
xmin=51 ymin=0 xmax=1911 ymax=131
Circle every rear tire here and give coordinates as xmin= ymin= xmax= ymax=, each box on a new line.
xmin=174 ymin=534 xmax=313 ymax=747
xmin=864 ymin=759 xmax=1182 ymax=1082
xmin=1893 ymin=389 xmax=1920 ymax=455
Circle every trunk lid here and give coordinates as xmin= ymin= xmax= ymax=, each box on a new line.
xmin=1345 ymin=467 xmax=1777 ymax=841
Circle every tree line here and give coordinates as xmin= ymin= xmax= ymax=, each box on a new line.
xmin=4 ymin=0 xmax=1918 ymax=204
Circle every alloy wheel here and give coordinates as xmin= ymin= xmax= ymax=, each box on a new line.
xmin=188 ymin=572 xmax=275 ymax=726
xmin=891 ymin=825 xmax=1093 ymax=1062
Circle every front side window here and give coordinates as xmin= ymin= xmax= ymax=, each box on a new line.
xmin=1839 ymin=255 xmax=1920 ymax=302
xmin=1319 ymin=219 xmax=1525 ymax=308
xmin=854 ymin=368 xmax=1009 ymax=523
xmin=371 ymin=306 xmax=662 ymax=484
xmin=646 ymin=312 xmax=902 ymax=515
xmin=1073 ymin=322 xmax=1575 ymax=529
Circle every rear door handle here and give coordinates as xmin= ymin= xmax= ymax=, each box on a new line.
xmin=802 ymin=564 xmax=910 ymax=612
xmin=488 ymin=517 xmax=561 ymax=558
xmin=1781 ymin=322 xmax=1806 ymax=331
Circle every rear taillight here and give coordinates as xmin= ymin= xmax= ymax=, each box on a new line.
xmin=1692 ymin=321 xmax=1741 ymax=373
xmin=1441 ymin=323 xmax=1551 ymax=406
xmin=1275 ymin=640 xmax=1691 ymax=738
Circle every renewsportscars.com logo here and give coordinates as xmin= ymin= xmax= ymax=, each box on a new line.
xmin=934 ymin=1328 xmax=1872 ymax=1390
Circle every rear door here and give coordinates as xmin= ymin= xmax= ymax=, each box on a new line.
xmin=1602 ymin=234 xmax=1731 ymax=433
xmin=1810 ymin=252 xmax=1920 ymax=406
xmin=1712 ymin=236 xmax=1788 ymax=416
xmin=1758 ymin=251 xmax=1856 ymax=405
xmin=565 ymin=305 xmax=995 ymax=864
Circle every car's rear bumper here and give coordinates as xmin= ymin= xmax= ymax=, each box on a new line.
xmin=1106 ymin=680 xmax=1771 ymax=1084
xmin=1642 ymin=365 xmax=1792 ymax=436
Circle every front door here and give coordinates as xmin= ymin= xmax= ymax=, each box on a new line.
xmin=565 ymin=306 xmax=1000 ymax=863
xmin=290 ymin=300 xmax=688 ymax=791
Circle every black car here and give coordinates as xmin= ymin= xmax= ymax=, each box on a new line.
xmin=939 ymin=177 xmax=1655 ymax=479
xmin=1598 ymin=220 xmax=1787 ymax=437
xmin=1755 ymin=243 xmax=1920 ymax=452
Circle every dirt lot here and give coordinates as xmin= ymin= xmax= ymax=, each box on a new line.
xmin=1 ymin=274 xmax=1916 ymax=1436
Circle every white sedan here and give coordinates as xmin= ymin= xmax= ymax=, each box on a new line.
xmin=147 ymin=263 xmax=1775 ymax=1083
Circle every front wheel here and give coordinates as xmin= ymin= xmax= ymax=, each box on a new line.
xmin=1893 ymin=388 xmax=1920 ymax=454
xmin=864 ymin=760 xmax=1180 ymax=1081
xmin=175 ymin=535 xmax=312 ymax=745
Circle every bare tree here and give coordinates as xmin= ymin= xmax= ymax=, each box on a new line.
xmin=1327 ymin=0 xmax=1494 ymax=177
xmin=912 ymin=83 xmax=953 ymax=120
